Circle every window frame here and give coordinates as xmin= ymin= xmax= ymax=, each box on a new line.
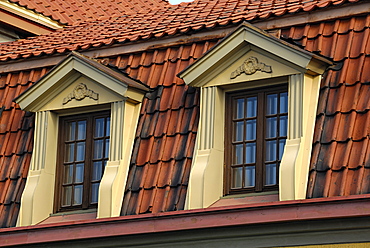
xmin=225 ymin=84 xmax=288 ymax=195
xmin=54 ymin=110 xmax=111 ymax=213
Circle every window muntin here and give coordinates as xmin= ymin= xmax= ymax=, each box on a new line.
xmin=56 ymin=111 xmax=110 ymax=212
xmin=225 ymin=85 xmax=288 ymax=195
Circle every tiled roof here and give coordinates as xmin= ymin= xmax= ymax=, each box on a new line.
xmin=0 ymin=68 xmax=49 ymax=227
xmin=0 ymin=0 xmax=369 ymax=228
xmin=8 ymin=0 xmax=170 ymax=25
xmin=113 ymin=41 xmax=218 ymax=214
xmin=0 ymin=0 xmax=361 ymax=62
xmin=279 ymin=15 xmax=370 ymax=198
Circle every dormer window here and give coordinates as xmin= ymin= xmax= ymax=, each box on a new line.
xmin=15 ymin=52 xmax=148 ymax=226
xmin=225 ymin=85 xmax=288 ymax=194
xmin=179 ymin=23 xmax=331 ymax=209
xmin=55 ymin=111 xmax=110 ymax=212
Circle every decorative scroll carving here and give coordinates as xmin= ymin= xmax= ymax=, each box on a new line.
xmin=230 ymin=57 xmax=272 ymax=79
xmin=63 ymin=83 xmax=99 ymax=104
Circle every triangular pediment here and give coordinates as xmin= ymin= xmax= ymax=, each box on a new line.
xmin=15 ymin=52 xmax=149 ymax=112
xmin=179 ymin=22 xmax=332 ymax=87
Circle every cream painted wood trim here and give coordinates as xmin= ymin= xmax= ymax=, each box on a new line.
xmin=18 ymin=111 xmax=58 ymax=226
xmin=288 ymin=74 xmax=303 ymax=139
xmin=280 ymin=74 xmax=321 ymax=201
xmin=98 ymin=101 xmax=141 ymax=218
xmin=32 ymin=111 xmax=48 ymax=170
xmin=186 ymin=87 xmax=224 ymax=209
xmin=200 ymin=87 xmax=216 ymax=150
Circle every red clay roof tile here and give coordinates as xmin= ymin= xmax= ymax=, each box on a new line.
xmin=9 ymin=0 xmax=170 ymax=25
xmin=0 ymin=0 xmax=362 ymax=62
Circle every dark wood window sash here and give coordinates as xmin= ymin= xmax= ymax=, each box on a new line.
xmin=224 ymin=84 xmax=288 ymax=195
xmin=54 ymin=110 xmax=110 ymax=213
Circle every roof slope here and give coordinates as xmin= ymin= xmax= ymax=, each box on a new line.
xmin=0 ymin=0 xmax=361 ymax=62
xmin=0 ymin=0 xmax=369 ymax=228
xmin=280 ymin=14 xmax=370 ymax=197
xmin=8 ymin=0 xmax=170 ymax=25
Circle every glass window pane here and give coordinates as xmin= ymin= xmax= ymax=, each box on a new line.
xmin=94 ymin=140 xmax=104 ymax=159
xmin=105 ymin=139 xmax=110 ymax=158
xmin=62 ymin=186 xmax=72 ymax=206
xmin=91 ymin=183 xmax=99 ymax=204
xmin=232 ymin=167 xmax=242 ymax=188
xmin=92 ymin=161 xmax=103 ymax=181
xmin=246 ymin=119 xmax=256 ymax=140
xmin=244 ymin=166 xmax=255 ymax=187
xmin=280 ymin=92 xmax=288 ymax=113
xmin=279 ymin=115 xmax=288 ymax=137
xmin=106 ymin=117 xmax=110 ymax=136
xmin=65 ymin=143 xmax=75 ymax=162
xmin=73 ymin=185 xmax=83 ymax=205
xmin=279 ymin=139 xmax=286 ymax=160
xmin=246 ymin=97 xmax=257 ymax=118
xmin=266 ymin=117 xmax=277 ymax=138
xmin=245 ymin=142 xmax=256 ymax=164
xmin=95 ymin=118 xmax=105 ymax=137
xmin=234 ymin=121 xmax=244 ymax=142
xmin=234 ymin=144 xmax=243 ymax=164
xmin=236 ymin=98 xmax=244 ymax=119
xmin=76 ymin=142 xmax=85 ymax=161
xmin=77 ymin=121 xmax=86 ymax=140
xmin=67 ymin=122 xmax=76 ymax=141
xmin=63 ymin=164 xmax=73 ymax=184
xmin=265 ymin=163 xmax=277 ymax=185
xmin=75 ymin=163 xmax=84 ymax=183
xmin=267 ymin=94 xmax=277 ymax=115
xmin=266 ymin=140 xmax=277 ymax=162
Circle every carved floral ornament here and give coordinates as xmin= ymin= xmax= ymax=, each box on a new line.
xmin=63 ymin=83 xmax=99 ymax=105
xmin=230 ymin=57 xmax=272 ymax=79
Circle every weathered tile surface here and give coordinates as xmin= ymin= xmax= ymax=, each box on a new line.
xmin=8 ymin=0 xmax=170 ymax=25
xmin=0 ymin=0 xmax=368 ymax=228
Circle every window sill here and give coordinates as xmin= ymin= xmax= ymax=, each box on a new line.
xmin=209 ymin=191 xmax=279 ymax=208
xmin=37 ymin=209 xmax=97 ymax=225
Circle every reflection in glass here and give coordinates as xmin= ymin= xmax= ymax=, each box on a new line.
xmin=95 ymin=118 xmax=105 ymax=137
xmin=246 ymin=119 xmax=256 ymax=140
xmin=246 ymin=97 xmax=257 ymax=118
xmin=77 ymin=121 xmax=86 ymax=140
xmin=280 ymin=92 xmax=288 ymax=113
xmin=265 ymin=163 xmax=276 ymax=185
xmin=65 ymin=143 xmax=75 ymax=162
xmin=232 ymin=167 xmax=242 ymax=188
xmin=75 ymin=163 xmax=84 ymax=183
xmin=73 ymin=185 xmax=83 ymax=205
xmin=68 ymin=122 xmax=76 ymax=141
xmin=94 ymin=140 xmax=104 ymax=159
xmin=234 ymin=144 xmax=243 ymax=164
xmin=235 ymin=121 xmax=244 ymax=142
xmin=106 ymin=117 xmax=111 ymax=136
xmin=279 ymin=116 xmax=288 ymax=137
xmin=91 ymin=183 xmax=99 ymax=204
xmin=236 ymin=99 xmax=244 ymax=119
xmin=267 ymin=94 xmax=277 ymax=115
xmin=105 ymin=139 xmax=110 ymax=158
xmin=92 ymin=161 xmax=103 ymax=181
xmin=63 ymin=164 xmax=73 ymax=184
xmin=266 ymin=140 xmax=277 ymax=161
xmin=245 ymin=166 xmax=255 ymax=187
xmin=76 ymin=142 xmax=85 ymax=161
xmin=62 ymin=186 xmax=72 ymax=206
xmin=279 ymin=139 xmax=286 ymax=160
xmin=245 ymin=143 xmax=256 ymax=164
xmin=266 ymin=117 xmax=277 ymax=138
